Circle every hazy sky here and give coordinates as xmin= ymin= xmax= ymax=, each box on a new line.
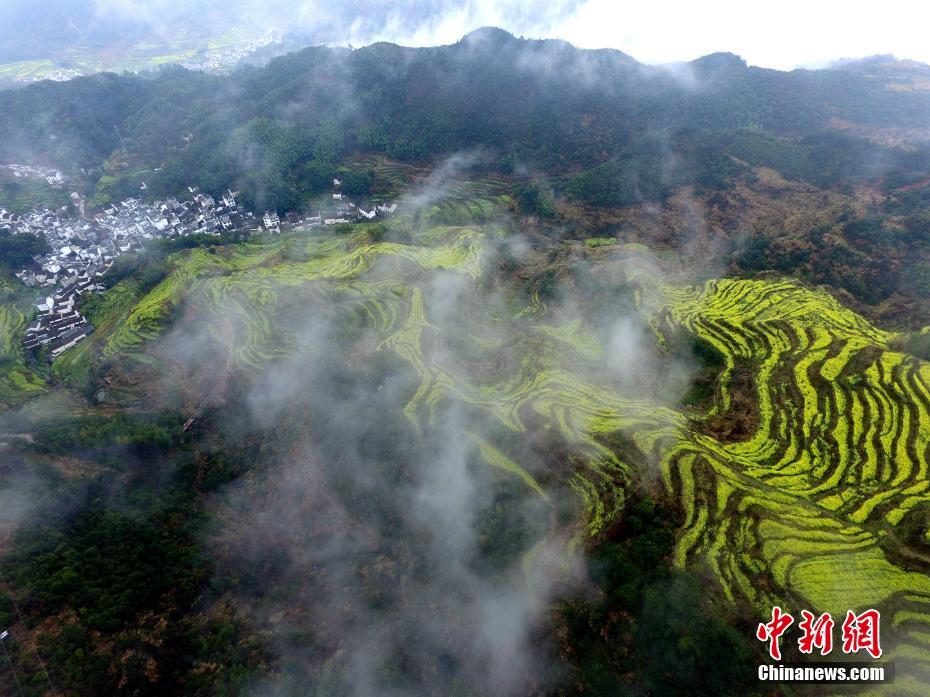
xmin=6 ymin=0 xmax=930 ymax=70
xmin=240 ymin=0 xmax=930 ymax=70
xmin=546 ymin=0 xmax=930 ymax=69
xmin=368 ymin=0 xmax=930 ymax=69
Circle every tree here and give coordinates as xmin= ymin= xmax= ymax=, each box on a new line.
xmin=341 ymin=168 xmax=374 ymax=197
xmin=0 ymin=228 xmax=49 ymax=270
xmin=514 ymin=179 xmax=556 ymax=218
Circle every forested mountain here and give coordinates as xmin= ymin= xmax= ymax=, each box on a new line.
xmin=2 ymin=26 xmax=930 ymax=190
xmin=3 ymin=28 xmax=930 ymax=321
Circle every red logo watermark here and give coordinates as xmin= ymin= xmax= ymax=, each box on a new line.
xmin=757 ymin=606 xmax=794 ymax=660
xmin=757 ymin=607 xmax=882 ymax=660
xmin=798 ymin=610 xmax=834 ymax=656
xmin=841 ymin=609 xmax=882 ymax=659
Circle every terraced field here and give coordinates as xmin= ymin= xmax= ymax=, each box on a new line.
xmin=0 ymin=301 xmax=46 ymax=406
xmin=42 ymin=221 xmax=930 ymax=691
xmin=657 ymin=278 xmax=930 ymax=692
xmin=0 ymin=58 xmax=56 ymax=82
xmin=0 ymin=174 xmax=71 ymax=214
xmin=416 ymin=178 xmax=513 ymax=226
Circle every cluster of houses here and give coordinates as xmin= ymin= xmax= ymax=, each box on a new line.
xmin=5 ymin=188 xmax=259 ymax=358
xmin=322 ymin=195 xmax=397 ymax=225
xmin=23 ymin=275 xmax=100 ymax=357
xmin=259 ymin=179 xmax=399 ymax=231
xmin=12 ymin=68 xmax=85 ymax=86
xmin=180 ymin=28 xmax=283 ymax=73
xmin=4 ymin=181 xmax=399 ymax=359
xmin=6 ymin=188 xmax=256 ymax=291
xmin=0 ymin=164 xmax=66 ymax=188
xmin=312 ymin=178 xmax=398 ymax=226
xmin=6 ymin=208 xmax=112 ymax=291
xmin=96 ymin=187 xmax=257 ymax=244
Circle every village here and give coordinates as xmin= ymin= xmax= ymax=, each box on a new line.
xmin=180 ymin=28 xmax=284 ymax=73
xmin=1 ymin=179 xmax=398 ymax=359
xmin=0 ymin=163 xmax=66 ymax=187
xmin=12 ymin=68 xmax=85 ymax=86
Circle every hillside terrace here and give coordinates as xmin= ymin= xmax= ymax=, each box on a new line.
xmin=3 ymin=183 xmax=398 ymax=358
